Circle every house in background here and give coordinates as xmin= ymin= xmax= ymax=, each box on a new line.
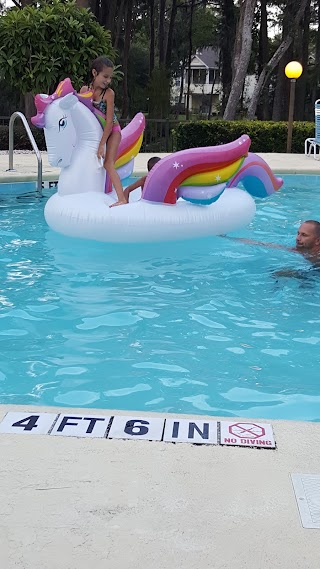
xmin=172 ymin=47 xmax=221 ymax=116
xmin=171 ymin=47 xmax=257 ymax=117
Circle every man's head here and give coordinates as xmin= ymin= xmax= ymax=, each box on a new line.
xmin=296 ymin=220 xmax=320 ymax=252
xmin=147 ymin=156 xmax=161 ymax=171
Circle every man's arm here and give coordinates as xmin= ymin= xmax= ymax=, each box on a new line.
xmin=222 ymin=235 xmax=295 ymax=252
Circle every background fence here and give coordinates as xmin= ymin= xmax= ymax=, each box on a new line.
xmin=2 ymin=114 xmax=179 ymax=152
xmin=119 ymin=118 xmax=179 ymax=152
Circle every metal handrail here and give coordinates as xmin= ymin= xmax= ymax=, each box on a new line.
xmin=8 ymin=112 xmax=42 ymax=196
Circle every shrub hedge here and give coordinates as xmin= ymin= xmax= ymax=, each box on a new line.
xmin=175 ymin=120 xmax=314 ymax=153
xmin=0 ymin=125 xmax=46 ymax=151
xmin=0 ymin=119 xmax=315 ymax=154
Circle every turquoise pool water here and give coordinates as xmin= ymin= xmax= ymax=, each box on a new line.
xmin=0 ymin=175 xmax=320 ymax=421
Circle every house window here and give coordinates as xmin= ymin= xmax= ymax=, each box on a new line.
xmin=209 ymin=69 xmax=215 ymax=84
xmin=192 ymin=69 xmax=207 ymax=84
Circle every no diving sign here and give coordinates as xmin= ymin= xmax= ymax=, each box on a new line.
xmin=0 ymin=412 xmax=275 ymax=449
xmin=220 ymin=421 xmax=275 ymax=448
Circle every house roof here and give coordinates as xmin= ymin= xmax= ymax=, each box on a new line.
xmin=194 ymin=48 xmax=219 ymax=69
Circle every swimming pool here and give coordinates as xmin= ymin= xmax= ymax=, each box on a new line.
xmin=0 ymin=175 xmax=320 ymax=421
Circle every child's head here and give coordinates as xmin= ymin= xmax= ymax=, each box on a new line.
xmin=90 ymin=56 xmax=114 ymax=88
xmin=147 ymin=156 xmax=161 ymax=171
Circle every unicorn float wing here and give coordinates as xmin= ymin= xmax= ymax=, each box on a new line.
xmin=142 ymin=135 xmax=283 ymax=204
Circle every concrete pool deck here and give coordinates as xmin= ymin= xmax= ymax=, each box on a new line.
xmin=0 ymin=404 xmax=320 ymax=569
xmin=0 ymin=153 xmax=320 ymax=567
xmin=0 ymin=150 xmax=320 ymax=183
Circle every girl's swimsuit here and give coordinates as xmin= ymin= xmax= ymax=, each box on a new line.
xmin=92 ymin=87 xmax=119 ymax=129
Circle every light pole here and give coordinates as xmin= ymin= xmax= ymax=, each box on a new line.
xmin=285 ymin=61 xmax=303 ymax=153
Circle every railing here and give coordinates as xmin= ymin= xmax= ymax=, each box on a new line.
xmin=0 ymin=115 xmax=10 ymax=125
xmin=7 ymin=112 xmax=42 ymax=196
xmin=119 ymin=118 xmax=180 ymax=153
xmin=2 ymin=114 xmax=179 ymax=154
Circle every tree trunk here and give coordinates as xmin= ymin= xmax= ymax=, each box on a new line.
xmin=232 ymin=0 xmax=245 ymax=79
xmin=257 ymin=0 xmax=269 ymax=119
xmin=24 ymin=92 xmax=36 ymax=123
xmin=271 ymin=55 xmax=291 ymax=121
xmin=149 ymin=0 xmax=155 ymax=76
xmin=99 ymin=0 xmax=107 ymax=27
xmin=294 ymin=0 xmax=311 ymax=120
xmin=75 ymin=0 xmax=90 ymax=7
xmin=178 ymin=59 xmax=186 ymax=114
xmin=165 ymin=0 xmax=178 ymax=70
xmin=246 ymin=0 xmax=309 ymax=120
xmin=105 ymin=0 xmax=118 ymax=39
xmin=220 ymin=0 xmax=236 ymax=114
xmin=158 ymin=0 xmax=166 ymax=66
xmin=121 ymin=0 xmax=134 ymax=118
xmin=272 ymin=0 xmax=308 ymax=120
xmin=186 ymin=0 xmax=195 ymax=120
xmin=310 ymin=0 xmax=320 ymax=105
xmin=208 ymin=73 xmax=216 ymax=119
xmin=90 ymin=0 xmax=99 ymax=19
xmin=114 ymin=0 xmax=126 ymax=49
xmin=223 ymin=0 xmax=257 ymax=120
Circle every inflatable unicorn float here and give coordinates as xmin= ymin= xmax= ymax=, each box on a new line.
xmin=32 ymin=78 xmax=283 ymax=243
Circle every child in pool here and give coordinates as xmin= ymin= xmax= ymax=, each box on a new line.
xmin=123 ymin=156 xmax=161 ymax=202
xmin=80 ymin=56 xmax=127 ymax=207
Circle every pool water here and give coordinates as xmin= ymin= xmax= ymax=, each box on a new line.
xmin=0 ymin=175 xmax=320 ymax=421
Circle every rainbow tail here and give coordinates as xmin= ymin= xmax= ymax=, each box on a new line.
xmin=227 ymin=153 xmax=283 ymax=197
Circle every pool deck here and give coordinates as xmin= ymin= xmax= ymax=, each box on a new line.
xmin=1 ymin=152 xmax=320 ymax=568
xmin=0 ymin=404 xmax=320 ymax=569
xmin=0 ymin=150 xmax=319 ymax=182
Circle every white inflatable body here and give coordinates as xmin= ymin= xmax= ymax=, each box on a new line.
xmin=32 ymin=79 xmax=283 ymax=243
xmin=45 ymin=187 xmax=256 ymax=243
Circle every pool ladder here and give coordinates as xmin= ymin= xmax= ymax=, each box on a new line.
xmin=7 ymin=112 xmax=42 ymax=197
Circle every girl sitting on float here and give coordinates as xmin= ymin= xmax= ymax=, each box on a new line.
xmin=80 ymin=56 xmax=127 ymax=207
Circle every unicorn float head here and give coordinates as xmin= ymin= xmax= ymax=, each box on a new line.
xmin=31 ymin=78 xmax=145 ymax=196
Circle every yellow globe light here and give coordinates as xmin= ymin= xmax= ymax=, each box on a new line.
xmin=285 ymin=61 xmax=303 ymax=79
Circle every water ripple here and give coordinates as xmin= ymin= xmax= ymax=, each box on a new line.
xmin=0 ymin=180 xmax=320 ymax=420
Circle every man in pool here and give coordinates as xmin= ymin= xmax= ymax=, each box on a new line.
xmin=295 ymin=220 xmax=320 ymax=264
xmin=225 ymin=220 xmax=320 ymax=268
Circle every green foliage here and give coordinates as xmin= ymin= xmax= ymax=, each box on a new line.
xmin=175 ymin=120 xmax=315 ymax=153
xmin=172 ymin=6 xmax=218 ymax=75
xmin=0 ymin=124 xmax=46 ymax=150
xmin=115 ymin=42 xmax=149 ymax=116
xmin=0 ymin=79 xmax=20 ymax=115
xmin=147 ymin=65 xmax=171 ymax=119
xmin=0 ymin=0 xmax=116 ymax=95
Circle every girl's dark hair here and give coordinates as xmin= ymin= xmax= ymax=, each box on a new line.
xmin=91 ymin=56 xmax=114 ymax=73
xmin=88 ymin=56 xmax=114 ymax=85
